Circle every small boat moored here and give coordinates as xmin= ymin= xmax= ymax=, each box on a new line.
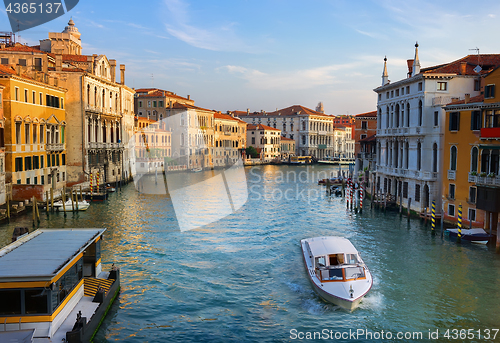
xmin=445 ymin=228 xmax=493 ymax=244
xmin=301 ymin=236 xmax=373 ymax=311
xmin=53 ymin=199 xmax=91 ymax=211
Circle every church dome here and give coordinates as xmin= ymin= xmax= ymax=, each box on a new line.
xmin=63 ymin=18 xmax=81 ymax=39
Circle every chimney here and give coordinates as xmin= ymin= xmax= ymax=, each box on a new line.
xmin=187 ymin=95 xmax=190 ymax=100
xmin=247 ymin=108 xmax=249 ymax=115
xmin=460 ymin=62 xmax=467 ymax=75
xmin=465 ymin=93 xmax=470 ymax=104
xmin=407 ymin=59 xmax=414 ymax=78
xmin=87 ymin=55 xmax=95 ymax=73
xmin=120 ymin=64 xmax=125 ymax=85
xmin=109 ymin=59 xmax=116 ymax=83
xmin=55 ymin=54 xmax=62 ymax=72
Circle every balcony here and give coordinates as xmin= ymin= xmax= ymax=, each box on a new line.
xmin=46 ymin=143 xmax=64 ymax=152
xmin=476 ymin=175 xmax=500 ymax=187
xmin=480 ymin=127 xmax=500 ymax=139
xmin=447 ymin=170 xmax=456 ymax=180
xmin=88 ymin=142 xmax=124 ymax=150
xmin=468 ymin=172 xmax=477 ymax=183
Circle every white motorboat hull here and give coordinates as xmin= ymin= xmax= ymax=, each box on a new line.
xmin=53 ymin=200 xmax=90 ymax=211
xmin=301 ymin=237 xmax=373 ymax=311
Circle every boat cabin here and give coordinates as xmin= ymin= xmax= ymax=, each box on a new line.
xmin=304 ymin=237 xmax=367 ymax=283
xmin=0 ymin=229 xmax=106 ymax=338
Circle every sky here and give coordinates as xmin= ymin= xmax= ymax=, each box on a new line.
xmin=1 ymin=0 xmax=500 ymax=115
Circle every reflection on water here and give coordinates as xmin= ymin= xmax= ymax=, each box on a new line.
xmin=1 ymin=165 xmax=500 ymax=342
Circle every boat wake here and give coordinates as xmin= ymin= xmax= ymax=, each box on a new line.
xmin=357 ymin=292 xmax=385 ymax=311
xmin=286 ymin=281 xmax=338 ymax=314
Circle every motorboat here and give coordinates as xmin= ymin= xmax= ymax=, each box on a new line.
xmin=445 ymin=228 xmax=493 ymax=244
xmin=318 ymin=177 xmax=343 ymax=185
xmin=53 ymin=199 xmax=91 ymax=211
xmin=300 ymin=236 xmax=373 ymax=311
xmin=190 ymin=167 xmax=203 ymax=173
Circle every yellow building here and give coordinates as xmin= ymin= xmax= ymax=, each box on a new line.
xmin=214 ymin=112 xmax=246 ymax=167
xmin=0 ymin=65 xmax=66 ymax=201
xmin=443 ymin=64 xmax=500 ymax=248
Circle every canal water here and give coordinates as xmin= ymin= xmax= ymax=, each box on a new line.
xmin=1 ymin=165 xmax=500 ymax=342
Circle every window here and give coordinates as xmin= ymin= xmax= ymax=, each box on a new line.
xmin=15 ymin=87 xmax=19 ymax=101
xmin=39 ymin=92 xmax=43 ymax=105
xmin=60 ymin=98 xmax=64 ymax=109
xmin=25 ymin=124 xmax=30 ymax=144
xmin=153 ymin=101 xmax=157 ymax=107
xmin=360 ymin=134 xmax=367 ymax=140
xmin=469 ymin=187 xmax=477 ymax=203
xmin=33 ymin=155 xmax=39 ymax=169
xmin=18 ymin=58 xmax=26 ymax=66
xmin=15 ymin=157 xmax=22 ymax=172
xmin=418 ymin=82 xmax=423 ymax=91
xmin=386 ymin=92 xmax=389 ymax=99
xmin=434 ymin=111 xmax=439 ymax=126
xmin=449 ymin=184 xmax=456 ymax=199
xmin=378 ymin=94 xmax=381 ymax=101
xmin=159 ymin=100 xmax=164 ymax=107
xmin=469 ymin=208 xmax=476 ymax=222
xmin=433 ymin=143 xmax=438 ymax=172
xmin=24 ymin=89 xmax=28 ymax=102
xmin=417 ymin=142 xmax=421 ymax=171
xmin=471 ymin=147 xmax=478 ymax=172
xmin=39 ymin=125 xmax=44 ymax=143
xmin=449 ymin=112 xmax=460 ymax=131
xmin=403 ymin=182 xmax=408 ymax=198
xmin=15 ymin=122 xmax=21 ymax=144
xmin=415 ymin=184 xmax=421 ymax=202
xmin=396 ymin=89 xmax=399 ymax=97
xmin=448 ymin=204 xmax=455 ymax=216
xmin=148 ymin=100 xmax=151 ymax=107
xmin=32 ymin=91 xmax=35 ymax=104
xmin=450 ymin=146 xmax=457 ymax=170
xmin=34 ymin=57 xmax=42 ymax=71
xmin=0 ymin=58 xmax=8 ymax=65
xmin=361 ymin=121 xmax=368 ymax=130
xmin=485 ymin=84 xmax=495 ymax=98
xmin=474 ymin=79 xmax=481 ymax=91
xmin=406 ymin=86 xmax=410 ymax=94
xmin=437 ymin=82 xmax=447 ymax=91
xmin=418 ymin=100 xmax=423 ymax=126
xmin=471 ymin=110 xmax=481 ymax=130
xmin=0 ymin=290 xmax=21 ymax=314
xmin=24 ymin=156 xmax=32 ymax=170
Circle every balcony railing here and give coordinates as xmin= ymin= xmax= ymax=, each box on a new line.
xmin=88 ymin=142 xmax=124 ymax=149
xmin=46 ymin=143 xmax=64 ymax=152
xmin=447 ymin=170 xmax=456 ymax=180
xmin=468 ymin=172 xmax=477 ymax=183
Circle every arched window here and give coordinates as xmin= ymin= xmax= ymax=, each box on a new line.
xmin=395 ymin=104 xmax=400 ymax=127
xmin=450 ymin=146 xmax=457 ymax=171
xmin=386 ymin=106 xmax=389 ymax=128
xmin=406 ymin=103 xmax=410 ymax=127
xmin=471 ymin=146 xmax=478 ymax=172
xmin=87 ymin=85 xmax=90 ymax=104
xmin=418 ymin=100 xmax=423 ymax=126
xmin=405 ymin=142 xmax=409 ymax=169
xmin=417 ymin=142 xmax=422 ymax=170
xmin=378 ymin=108 xmax=382 ymax=129
xmin=102 ymin=90 xmax=106 ymax=108
xmin=432 ymin=143 xmax=438 ymax=172
xmin=385 ymin=142 xmax=389 ymax=165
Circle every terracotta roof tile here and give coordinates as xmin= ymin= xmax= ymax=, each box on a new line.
xmin=447 ymin=94 xmax=484 ymax=105
xmin=422 ymin=54 xmax=500 ymax=76
xmin=247 ymin=124 xmax=280 ymax=131
xmin=354 ymin=111 xmax=377 ymax=117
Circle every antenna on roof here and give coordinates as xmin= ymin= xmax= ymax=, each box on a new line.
xmin=469 ymin=47 xmax=481 ymax=73
xmin=151 ymin=73 xmax=154 ymax=87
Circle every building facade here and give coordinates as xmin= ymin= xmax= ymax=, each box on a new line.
xmin=374 ymin=45 xmax=500 ymax=213
xmin=442 ymin=65 xmax=500 ymax=244
xmin=235 ymin=105 xmax=335 ymax=158
xmin=354 ymin=111 xmax=377 ymax=172
xmin=214 ymin=112 xmax=246 ymax=167
xmin=0 ymin=65 xmax=66 ymax=201
xmin=246 ymin=124 xmax=281 ymax=161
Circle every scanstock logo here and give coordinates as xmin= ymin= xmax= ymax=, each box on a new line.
xmin=4 ymin=0 xmax=79 ymax=32
xmin=130 ymin=113 xmax=248 ymax=232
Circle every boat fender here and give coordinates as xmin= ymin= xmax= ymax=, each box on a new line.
xmin=350 ymin=285 xmax=354 ymax=298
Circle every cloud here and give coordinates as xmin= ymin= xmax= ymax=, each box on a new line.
xmin=162 ymin=0 xmax=253 ymax=52
xmin=220 ymin=63 xmax=364 ymax=91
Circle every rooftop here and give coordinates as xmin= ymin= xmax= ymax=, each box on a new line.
xmin=0 ymin=228 xmax=105 ymax=281
xmin=247 ymin=123 xmax=281 ymax=131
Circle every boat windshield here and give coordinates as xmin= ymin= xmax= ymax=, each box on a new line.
xmin=345 ymin=254 xmax=359 ymax=265
xmin=344 ymin=266 xmax=365 ymax=280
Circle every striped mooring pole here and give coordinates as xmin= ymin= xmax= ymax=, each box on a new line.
xmin=346 ymin=179 xmax=349 ymax=209
xmin=349 ymin=179 xmax=353 ymax=211
xmin=457 ymin=204 xmax=462 ymax=243
xmin=90 ymin=172 xmax=93 ymax=201
xmin=97 ymin=170 xmax=100 ymax=193
xmin=431 ymin=200 xmax=436 ymax=232
xmin=359 ymin=184 xmax=363 ymax=214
